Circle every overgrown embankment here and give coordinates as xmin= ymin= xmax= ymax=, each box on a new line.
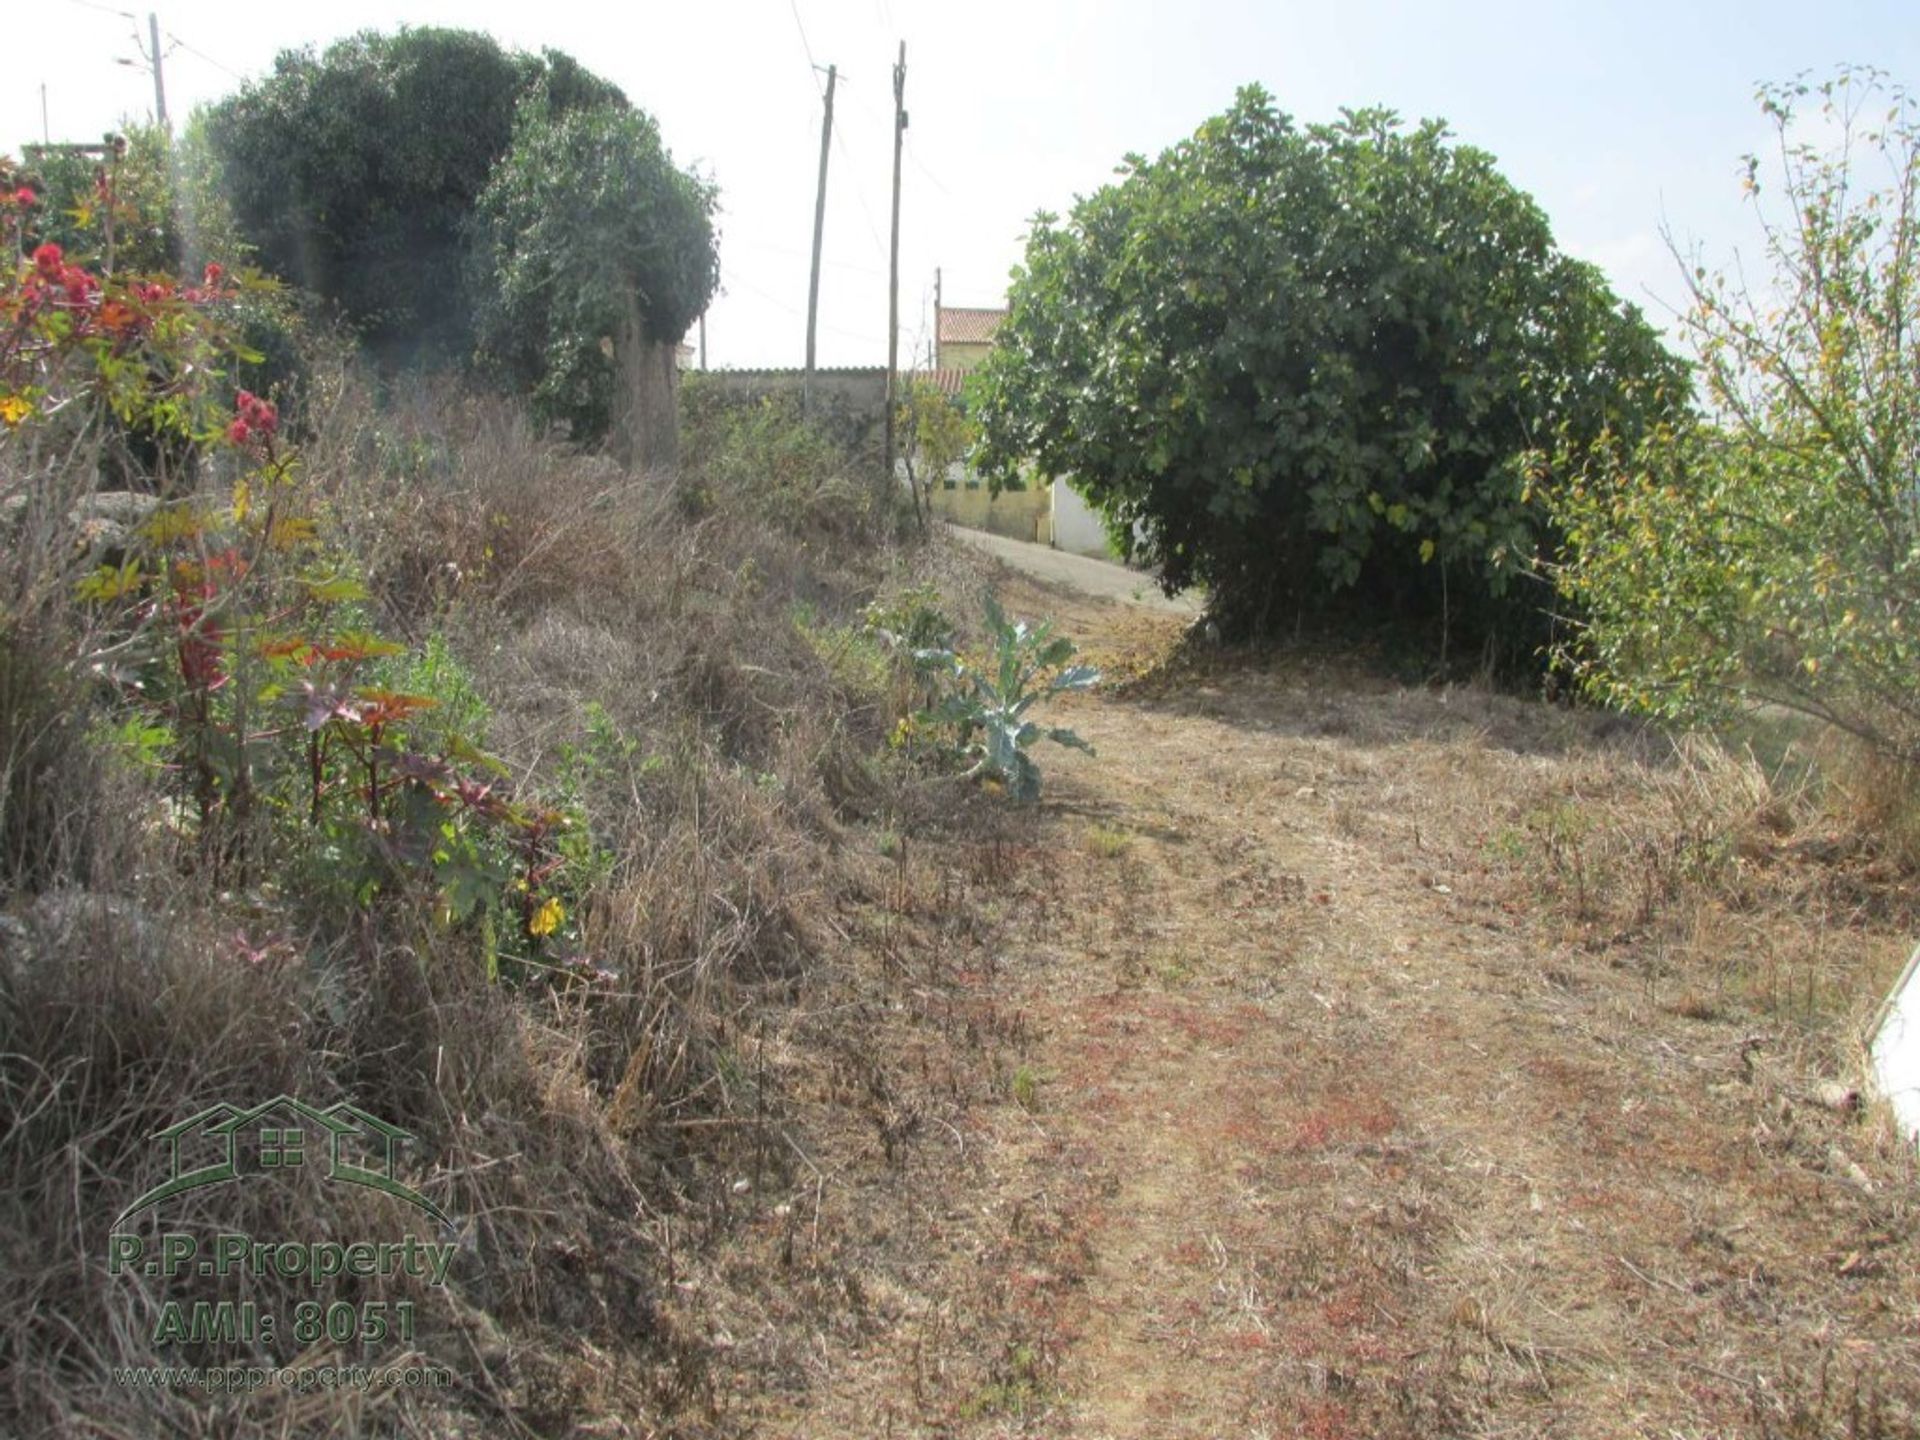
xmin=0 ymin=285 xmax=1034 ymax=1436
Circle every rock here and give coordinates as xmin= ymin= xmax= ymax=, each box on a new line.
xmin=68 ymin=491 xmax=161 ymax=559
xmin=0 ymin=489 xmax=160 ymax=563
xmin=2 ymin=890 xmax=165 ymax=982
xmin=1813 ymin=1081 xmax=1862 ymax=1115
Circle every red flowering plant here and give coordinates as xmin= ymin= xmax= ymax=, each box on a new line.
xmin=5 ymin=150 xmax=598 ymax=983
xmin=76 ymin=388 xmax=593 ymax=978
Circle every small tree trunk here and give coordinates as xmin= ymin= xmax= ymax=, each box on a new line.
xmin=901 ymin=451 xmax=928 ymax=535
xmin=613 ymin=290 xmax=681 ymax=473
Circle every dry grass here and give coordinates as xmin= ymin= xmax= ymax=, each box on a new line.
xmin=812 ymin=573 xmax=1920 ymax=1439
xmin=15 ymin=374 xmax=1920 ymax=1438
xmin=0 ymin=362 xmax=1029 ymax=1436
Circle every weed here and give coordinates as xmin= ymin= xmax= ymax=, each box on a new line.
xmin=1011 ymin=1064 xmax=1041 ymax=1111
xmin=914 ymin=593 xmax=1100 ymax=800
xmin=1084 ymin=822 xmax=1132 ymax=858
xmin=963 ymin=1340 xmax=1049 ymax=1418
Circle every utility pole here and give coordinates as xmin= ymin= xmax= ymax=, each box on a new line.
xmin=148 ymin=13 xmax=167 ymax=128
xmin=698 ymin=309 xmax=707 ymax=371
xmin=883 ymin=42 xmax=906 ymax=482
xmin=804 ymin=63 xmax=836 ymax=414
xmin=933 ymin=266 xmax=942 ymax=367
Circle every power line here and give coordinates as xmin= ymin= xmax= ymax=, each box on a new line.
xmin=905 ymin=134 xmax=952 ymax=197
xmin=788 ymin=0 xmax=826 ymax=97
xmin=731 ymin=234 xmax=884 ymax=278
xmin=723 ymin=267 xmax=803 ymax=317
xmin=831 ymin=123 xmax=888 ymax=263
xmin=165 ymin=30 xmax=247 ymax=83
xmin=726 ymin=267 xmax=885 ymax=346
xmin=832 ymin=78 xmax=900 ymax=262
xmin=62 ymin=0 xmax=136 ymax=19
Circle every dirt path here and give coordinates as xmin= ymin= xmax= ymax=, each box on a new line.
xmin=942 ymin=525 xmax=1203 ymax=616
xmin=761 ymin=570 xmax=1920 ymax=1439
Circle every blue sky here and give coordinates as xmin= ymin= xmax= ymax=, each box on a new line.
xmin=8 ymin=1 xmax=1917 ymax=367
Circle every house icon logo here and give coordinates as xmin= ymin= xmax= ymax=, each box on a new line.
xmin=115 ymin=1096 xmax=451 ymax=1228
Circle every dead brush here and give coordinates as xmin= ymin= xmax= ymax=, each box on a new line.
xmin=1496 ymin=735 xmax=1809 ymax=936
xmin=0 ymin=332 xmax=966 ymax=1435
xmin=305 ymin=379 xmax=664 ymax=627
xmin=0 ymin=873 xmax=732 ymax=1438
xmin=1816 ymin=734 xmax=1920 ymax=872
xmin=0 ymin=622 xmax=151 ymax=894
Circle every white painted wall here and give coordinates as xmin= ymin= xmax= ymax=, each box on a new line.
xmin=1051 ymin=478 xmax=1117 ymax=558
xmin=1872 ymin=943 xmax=1920 ymax=1145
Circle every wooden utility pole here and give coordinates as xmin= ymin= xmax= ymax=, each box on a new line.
xmin=804 ymin=63 xmax=836 ymax=413
xmin=148 ymin=14 xmax=167 ymax=127
xmin=883 ymin=42 xmax=906 ymax=481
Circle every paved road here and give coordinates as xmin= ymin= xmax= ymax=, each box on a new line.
xmin=945 ymin=524 xmax=1203 ymax=616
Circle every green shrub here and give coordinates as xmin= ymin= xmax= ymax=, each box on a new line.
xmin=680 ymin=379 xmax=882 ymax=541
xmin=201 ymin=28 xmax=626 ymax=371
xmin=910 ymin=595 xmax=1098 ymax=800
xmin=972 ymin=86 xmax=1685 ymax=660
xmin=1549 ymin=70 xmax=1920 ymax=761
xmin=474 ymin=96 xmax=717 ymax=446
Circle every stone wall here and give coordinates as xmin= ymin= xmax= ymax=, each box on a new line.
xmin=698 ymin=367 xmax=889 ymax=466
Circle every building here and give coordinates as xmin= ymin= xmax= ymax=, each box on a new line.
xmin=924 ymin=302 xmax=1008 ymax=399
xmin=923 ymin=296 xmax=1121 ymax=558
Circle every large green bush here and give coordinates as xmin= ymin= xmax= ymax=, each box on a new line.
xmin=1549 ymin=70 xmax=1920 ymax=760
xmin=971 ymin=86 xmax=1684 ymax=659
xmin=473 ymin=96 xmax=718 ymax=445
xmin=200 ymin=28 xmax=624 ymax=370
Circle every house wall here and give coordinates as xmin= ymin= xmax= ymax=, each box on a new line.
xmin=1052 ymin=478 xmax=1119 ymax=558
xmin=938 ymin=340 xmax=995 ymax=372
xmin=928 ymin=479 xmax=1052 ymax=543
xmin=701 ymin=367 xmax=889 ymax=414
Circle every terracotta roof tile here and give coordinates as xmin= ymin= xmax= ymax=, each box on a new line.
xmin=937 ymin=307 xmax=1007 ymax=345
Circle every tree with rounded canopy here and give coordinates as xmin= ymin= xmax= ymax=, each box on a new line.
xmin=200 ymin=27 xmax=627 ymax=369
xmin=970 ymin=85 xmax=1686 ymax=660
xmin=473 ymin=96 xmax=719 ymax=455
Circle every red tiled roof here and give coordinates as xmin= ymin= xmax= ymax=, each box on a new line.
xmin=923 ymin=367 xmax=968 ymax=397
xmin=937 ymin=306 xmax=1007 ymax=345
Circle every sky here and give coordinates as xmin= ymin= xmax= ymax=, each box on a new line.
xmin=8 ymin=1 xmax=1918 ymax=369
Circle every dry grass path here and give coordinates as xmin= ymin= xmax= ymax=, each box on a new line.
xmin=765 ymin=569 xmax=1919 ymax=1439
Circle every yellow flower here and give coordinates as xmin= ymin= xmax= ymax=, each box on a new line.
xmin=529 ymin=896 xmax=565 ymax=937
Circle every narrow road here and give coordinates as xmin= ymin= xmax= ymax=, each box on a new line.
xmin=944 ymin=523 xmax=1203 ymax=616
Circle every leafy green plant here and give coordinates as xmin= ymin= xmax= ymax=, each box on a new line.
xmin=2 ymin=235 xmax=599 ymax=985
xmin=863 ymin=580 xmax=956 ymax=653
xmin=913 ymin=595 xmax=1098 ymax=800
xmin=1548 ymin=69 xmax=1920 ymax=762
xmin=971 ymin=85 xmax=1684 ymax=659
xmin=474 ymin=91 xmax=717 ymax=449
xmin=895 ymin=376 xmax=976 ymax=533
